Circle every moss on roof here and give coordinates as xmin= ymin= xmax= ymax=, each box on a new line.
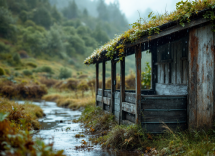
xmin=84 ymin=0 xmax=215 ymax=65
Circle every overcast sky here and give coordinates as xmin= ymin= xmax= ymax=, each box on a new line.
xmin=105 ymin=0 xmax=192 ymax=24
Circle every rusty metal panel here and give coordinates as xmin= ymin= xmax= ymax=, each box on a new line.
xmin=189 ymin=24 xmax=214 ymax=129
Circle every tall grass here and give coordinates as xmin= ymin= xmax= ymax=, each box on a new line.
xmin=0 ymin=99 xmax=65 ymax=156
xmin=77 ymin=105 xmax=215 ymax=155
xmin=43 ymin=88 xmax=95 ymax=110
xmin=0 ymin=98 xmax=44 ymax=130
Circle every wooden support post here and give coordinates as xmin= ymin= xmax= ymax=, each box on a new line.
xmin=95 ymin=63 xmax=99 ymax=106
xmin=120 ymin=57 xmax=125 ymax=124
xmin=151 ymin=42 xmax=157 ymax=91
xmin=102 ymin=61 xmax=106 ymax=111
xmin=111 ymin=60 xmax=116 ymax=113
xmin=135 ymin=45 xmax=142 ymax=124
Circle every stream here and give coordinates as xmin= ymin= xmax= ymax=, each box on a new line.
xmin=18 ymin=101 xmax=139 ymax=156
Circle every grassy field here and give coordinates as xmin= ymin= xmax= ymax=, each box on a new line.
xmin=43 ymin=88 xmax=95 ymax=110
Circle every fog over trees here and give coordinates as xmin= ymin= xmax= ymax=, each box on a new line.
xmin=0 ymin=0 xmax=128 ymax=63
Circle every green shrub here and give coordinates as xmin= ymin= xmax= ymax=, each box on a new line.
xmin=0 ymin=53 xmax=12 ymax=60
xmin=22 ymin=70 xmax=32 ymax=76
xmin=14 ymin=67 xmax=22 ymax=70
xmin=141 ymin=62 xmax=151 ymax=89
xmin=33 ymin=66 xmax=53 ymax=74
xmin=4 ymin=69 xmax=10 ymax=75
xmin=24 ymin=20 xmax=36 ymax=27
xmin=59 ymin=68 xmax=72 ymax=79
xmin=14 ymin=72 xmax=20 ymax=77
xmin=12 ymin=53 xmax=21 ymax=64
xmin=0 ymin=67 xmax=5 ymax=76
xmin=0 ymin=42 xmax=11 ymax=53
xmin=68 ymin=59 xmax=75 ymax=65
xmin=26 ymin=62 xmax=37 ymax=68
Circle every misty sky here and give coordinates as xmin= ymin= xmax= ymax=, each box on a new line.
xmin=105 ymin=0 xmax=193 ymax=24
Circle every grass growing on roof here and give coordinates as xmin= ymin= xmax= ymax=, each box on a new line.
xmin=84 ymin=0 xmax=215 ymax=64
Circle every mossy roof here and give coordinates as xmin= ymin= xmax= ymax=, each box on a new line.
xmin=84 ymin=0 xmax=215 ymax=65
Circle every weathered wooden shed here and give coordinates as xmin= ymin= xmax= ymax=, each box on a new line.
xmin=84 ymin=8 xmax=215 ymax=132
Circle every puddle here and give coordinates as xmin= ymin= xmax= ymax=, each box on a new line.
xmin=18 ymin=101 xmax=140 ymax=156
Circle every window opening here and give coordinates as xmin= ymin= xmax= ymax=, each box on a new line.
xmin=125 ymin=54 xmax=136 ymax=90
xmin=141 ymin=50 xmax=152 ymax=89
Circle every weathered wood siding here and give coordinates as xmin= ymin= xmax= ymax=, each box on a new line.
xmin=104 ymin=90 xmax=111 ymax=98
xmin=141 ymin=95 xmax=187 ymax=133
xmin=125 ymin=92 xmax=136 ymax=104
xmin=114 ymin=92 xmax=121 ymax=123
xmin=188 ymin=24 xmax=215 ymax=129
xmin=156 ymin=83 xmax=187 ymax=95
xmin=98 ymin=89 xmax=102 ymax=96
xmin=156 ymin=36 xmax=188 ymax=95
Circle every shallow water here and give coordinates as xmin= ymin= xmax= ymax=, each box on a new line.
xmin=18 ymin=101 xmax=140 ymax=156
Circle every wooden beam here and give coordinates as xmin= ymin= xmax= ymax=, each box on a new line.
xmin=135 ymin=44 xmax=142 ymax=124
xmin=111 ymin=60 xmax=116 ymax=113
xmin=95 ymin=63 xmax=99 ymax=106
xmin=96 ymin=95 xmax=102 ymax=102
xmin=120 ymin=57 xmax=125 ymax=124
xmin=151 ymin=42 xmax=157 ymax=90
xmin=125 ymin=18 xmax=210 ymax=48
xmin=102 ymin=61 xmax=106 ymax=110
xmin=122 ymin=102 xmax=136 ymax=114
xmin=103 ymin=97 xmax=111 ymax=105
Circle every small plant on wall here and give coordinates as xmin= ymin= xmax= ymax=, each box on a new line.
xmin=141 ymin=62 xmax=151 ymax=89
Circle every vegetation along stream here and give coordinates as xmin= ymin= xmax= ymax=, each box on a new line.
xmin=17 ymin=101 xmax=139 ymax=156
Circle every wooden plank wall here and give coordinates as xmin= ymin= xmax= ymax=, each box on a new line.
xmin=141 ymin=95 xmax=187 ymax=133
xmin=114 ymin=92 xmax=121 ymax=123
xmin=156 ymin=37 xmax=188 ymax=95
xmin=188 ymin=24 xmax=215 ymax=129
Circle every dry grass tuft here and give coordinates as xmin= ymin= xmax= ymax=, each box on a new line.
xmin=43 ymin=93 xmax=95 ymax=110
xmin=0 ymin=98 xmax=44 ymax=130
xmin=0 ymin=80 xmax=47 ymax=100
xmin=39 ymin=77 xmax=58 ymax=88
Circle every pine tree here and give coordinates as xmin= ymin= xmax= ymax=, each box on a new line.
xmin=97 ymin=0 xmax=109 ymax=21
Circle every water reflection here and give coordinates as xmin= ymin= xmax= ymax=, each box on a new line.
xmin=18 ymin=101 xmax=139 ymax=156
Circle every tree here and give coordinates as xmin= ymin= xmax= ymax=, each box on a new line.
xmin=93 ymin=24 xmax=109 ymax=44
xmin=0 ymin=7 xmax=17 ymax=40
xmin=83 ymin=8 xmax=88 ymax=17
xmin=46 ymin=25 xmax=66 ymax=58
xmin=51 ymin=5 xmax=62 ymax=23
xmin=97 ymin=0 xmax=109 ymax=21
xmin=62 ymin=0 xmax=79 ymax=19
xmin=32 ymin=6 xmax=52 ymax=28
xmin=67 ymin=34 xmax=86 ymax=54
xmin=59 ymin=68 xmax=72 ymax=79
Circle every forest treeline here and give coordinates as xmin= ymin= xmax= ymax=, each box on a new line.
xmin=0 ymin=0 xmax=128 ymax=63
